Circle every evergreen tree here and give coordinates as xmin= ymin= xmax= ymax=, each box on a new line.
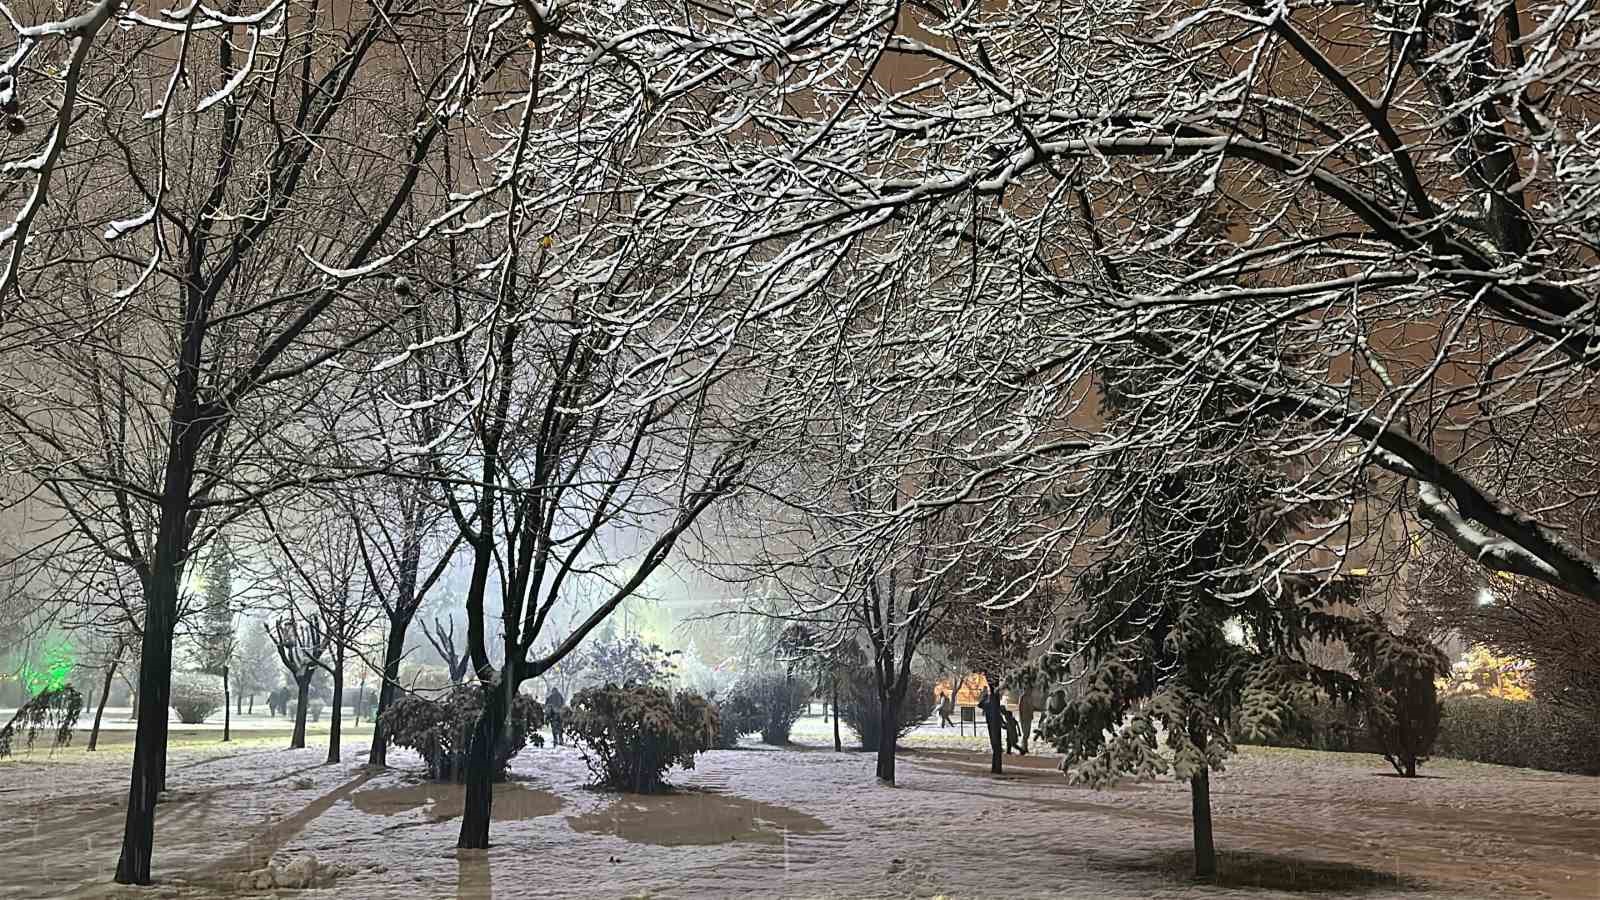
xmin=1037 ymin=363 xmax=1369 ymax=879
xmin=197 ymin=537 xmax=237 ymax=741
xmin=1349 ymin=616 xmax=1449 ymax=778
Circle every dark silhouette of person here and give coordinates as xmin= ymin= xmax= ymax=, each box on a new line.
xmin=545 ymin=687 xmax=566 ymax=747
xmin=1001 ymin=704 xmax=1024 ymax=755
xmin=937 ymin=691 xmax=955 ymax=728
xmin=979 ymin=685 xmax=1004 ymax=774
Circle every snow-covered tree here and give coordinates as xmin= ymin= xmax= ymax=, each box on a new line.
xmin=261 ymin=501 xmax=383 ymax=763
xmin=1036 ymin=362 xmax=1369 ymax=878
xmin=0 ymin=0 xmax=559 ymax=880
xmin=193 ymin=537 xmax=236 ymax=740
xmin=233 ymin=624 xmax=280 ymax=716
xmin=267 ymin=615 xmax=328 ymax=752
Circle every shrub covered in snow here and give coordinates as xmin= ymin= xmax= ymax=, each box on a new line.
xmin=710 ymin=690 xmax=762 ymax=749
xmin=566 ymin=683 xmax=718 ymax=792
xmin=837 ymin=670 xmax=933 ymax=752
xmin=728 ymin=672 xmax=811 ymax=745
xmin=379 ymin=685 xmax=544 ymax=782
xmin=169 ymin=671 xmax=225 ymax=724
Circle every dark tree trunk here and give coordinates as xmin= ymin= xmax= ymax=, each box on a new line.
xmin=831 ymin=679 xmax=841 ymax=753
xmin=89 ymin=653 xmax=120 ymax=752
xmin=221 ymin=665 xmax=230 ymax=743
xmin=326 ymin=653 xmax=344 ymax=765
xmin=247 ymin=693 xmax=254 ymax=715
xmin=458 ymin=685 xmax=507 ymax=849
xmin=369 ymin=623 xmax=407 ymax=767
xmin=290 ymin=677 xmax=310 ymax=749
xmin=1403 ymin=756 xmax=1417 ymax=778
xmin=1191 ymin=767 xmax=1216 ymax=878
xmin=874 ymin=693 xmax=899 ymax=784
xmin=115 ymin=569 xmax=178 ymax=885
xmin=982 ymin=685 xmax=1003 ymax=775
xmin=1190 ymin=725 xmax=1217 ymax=879
xmin=236 ymin=690 xmax=243 ymax=716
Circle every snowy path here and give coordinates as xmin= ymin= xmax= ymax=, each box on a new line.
xmin=1 ymin=736 xmax=1594 ymax=899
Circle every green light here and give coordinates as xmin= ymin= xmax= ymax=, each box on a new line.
xmin=21 ymin=640 xmax=74 ymax=696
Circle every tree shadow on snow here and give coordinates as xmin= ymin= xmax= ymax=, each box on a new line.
xmin=1096 ymin=849 xmax=1430 ymax=894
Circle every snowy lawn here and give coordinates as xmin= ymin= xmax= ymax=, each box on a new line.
xmin=1 ymin=727 xmax=1594 ymax=900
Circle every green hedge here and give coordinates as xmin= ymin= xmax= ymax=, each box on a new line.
xmin=1434 ymin=697 xmax=1599 ymax=776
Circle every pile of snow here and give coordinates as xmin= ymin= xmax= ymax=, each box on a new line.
xmin=234 ymin=854 xmax=360 ymax=891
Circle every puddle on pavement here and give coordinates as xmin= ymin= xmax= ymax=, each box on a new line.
xmin=352 ymin=780 xmax=562 ymax=822
xmin=567 ymin=790 xmax=826 ymax=846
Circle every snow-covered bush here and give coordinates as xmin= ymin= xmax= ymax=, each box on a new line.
xmin=710 ymin=691 xmax=762 ymax=749
xmin=566 ymin=684 xmax=718 ymax=792
xmin=837 ymin=671 xmax=933 ymax=752
xmin=169 ymin=671 xmax=225 ymax=724
xmin=729 ymin=672 xmax=811 ymax=745
xmin=379 ymin=685 xmax=544 ymax=782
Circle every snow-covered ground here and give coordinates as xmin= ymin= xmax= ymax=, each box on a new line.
xmin=2 ymin=724 xmax=1595 ymax=900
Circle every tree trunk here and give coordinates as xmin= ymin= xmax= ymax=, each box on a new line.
xmin=874 ymin=693 xmax=898 ymax=784
xmin=114 ymin=572 xmax=177 ymax=885
xmin=290 ymin=677 xmax=310 ymax=749
xmin=987 ymin=717 xmax=1003 ymax=773
xmin=89 ymin=654 xmax=120 ymax=752
xmin=831 ymin=679 xmax=842 ymax=753
xmin=1190 ymin=724 xmax=1217 ymax=879
xmin=1403 ymin=756 xmax=1417 ymax=778
xmin=236 ymin=690 xmax=243 ymax=716
xmin=457 ymin=686 xmax=507 ymax=849
xmin=247 ymin=693 xmax=254 ymax=715
xmin=128 ymin=682 xmax=139 ymax=722
xmin=326 ymin=654 xmax=344 ymax=765
xmin=369 ymin=622 xmax=406 ymax=766
xmin=1191 ymin=767 xmax=1217 ymax=878
xmin=221 ymin=665 xmax=230 ymax=743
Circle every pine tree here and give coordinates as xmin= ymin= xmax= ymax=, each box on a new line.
xmin=197 ymin=536 xmax=237 ymax=741
xmin=1349 ymin=616 xmax=1449 ymax=778
xmin=1037 ymin=363 xmax=1367 ymax=879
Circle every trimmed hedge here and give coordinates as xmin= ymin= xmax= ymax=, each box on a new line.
xmin=170 ymin=671 xmax=226 ymax=724
xmin=1434 ymin=697 xmax=1599 ymax=776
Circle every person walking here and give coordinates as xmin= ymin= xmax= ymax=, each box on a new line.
xmin=545 ymin=687 xmax=566 ymax=747
xmin=937 ymin=691 xmax=955 ymax=729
